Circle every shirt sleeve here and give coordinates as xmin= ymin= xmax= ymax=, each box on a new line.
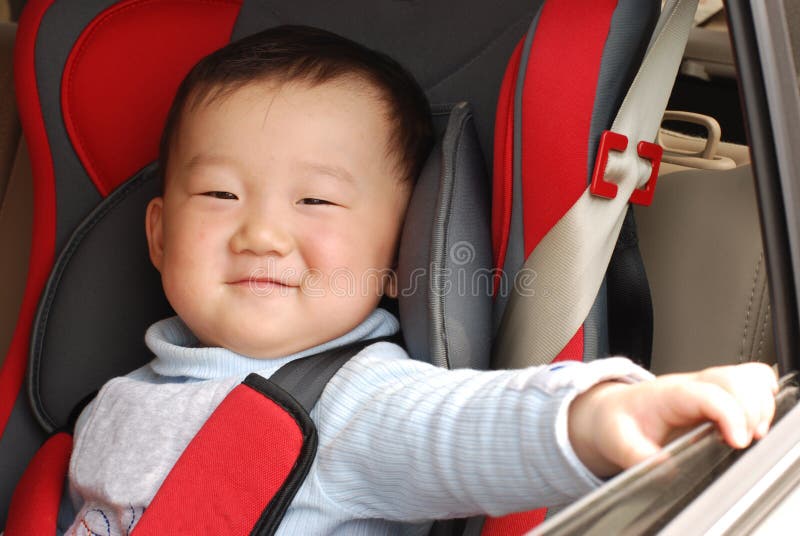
xmin=311 ymin=342 xmax=653 ymax=521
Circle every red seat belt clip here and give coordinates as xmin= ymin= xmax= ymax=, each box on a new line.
xmin=590 ymin=130 xmax=628 ymax=200
xmin=590 ymin=130 xmax=663 ymax=207
xmin=629 ymin=140 xmax=663 ymax=206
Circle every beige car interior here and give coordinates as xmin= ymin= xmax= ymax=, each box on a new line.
xmin=634 ymin=4 xmax=775 ymax=373
xmin=683 ymin=7 xmax=736 ymax=80
xmin=641 ymin=120 xmax=772 ymax=374
xmin=0 ymin=7 xmax=775 ymax=373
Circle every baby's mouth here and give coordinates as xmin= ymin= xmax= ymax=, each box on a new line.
xmin=230 ymin=277 xmax=298 ymax=288
xmin=229 ymin=278 xmax=300 ymax=298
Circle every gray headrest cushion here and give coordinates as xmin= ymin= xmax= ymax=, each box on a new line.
xmin=398 ymin=102 xmax=492 ymax=370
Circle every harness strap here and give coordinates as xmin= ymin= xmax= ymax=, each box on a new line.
xmin=269 ymin=335 xmax=400 ymax=413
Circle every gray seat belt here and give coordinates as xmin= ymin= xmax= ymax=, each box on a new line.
xmin=494 ymin=0 xmax=699 ymax=368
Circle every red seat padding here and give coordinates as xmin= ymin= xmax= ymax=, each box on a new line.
xmin=5 ymin=432 xmax=72 ymax=536
xmin=62 ymin=0 xmax=243 ymax=196
xmin=132 ymin=381 xmax=309 ymax=534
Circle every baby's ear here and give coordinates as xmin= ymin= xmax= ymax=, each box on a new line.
xmin=145 ymin=197 xmax=165 ymax=272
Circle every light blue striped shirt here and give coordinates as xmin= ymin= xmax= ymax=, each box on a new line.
xmin=66 ymin=309 xmax=651 ymax=535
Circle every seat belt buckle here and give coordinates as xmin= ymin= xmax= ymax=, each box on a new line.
xmin=590 ymin=131 xmax=663 ymax=207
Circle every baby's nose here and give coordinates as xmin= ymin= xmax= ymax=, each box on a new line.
xmin=230 ymin=212 xmax=293 ymax=257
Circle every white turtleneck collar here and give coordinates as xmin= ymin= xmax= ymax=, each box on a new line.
xmin=144 ymin=308 xmax=400 ymax=380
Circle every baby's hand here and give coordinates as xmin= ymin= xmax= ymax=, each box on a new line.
xmin=568 ymin=362 xmax=779 ymax=478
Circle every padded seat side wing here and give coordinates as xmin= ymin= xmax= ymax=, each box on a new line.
xmin=0 ymin=0 xmax=242 ymax=524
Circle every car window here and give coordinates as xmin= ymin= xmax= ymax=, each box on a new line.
xmin=659 ymin=374 xmax=800 ymax=535
xmin=532 ymin=374 xmax=800 ymax=536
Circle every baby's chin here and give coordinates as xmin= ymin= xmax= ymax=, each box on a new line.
xmin=179 ymin=300 xmax=378 ymax=358
xmin=195 ymin=333 xmax=299 ymax=359
xmin=201 ymin=326 xmax=341 ymax=359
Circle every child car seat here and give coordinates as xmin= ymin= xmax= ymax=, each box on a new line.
xmin=0 ymin=0 xmax=687 ymax=533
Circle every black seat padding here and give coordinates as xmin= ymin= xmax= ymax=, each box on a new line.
xmin=232 ymin=0 xmax=540 ymax=162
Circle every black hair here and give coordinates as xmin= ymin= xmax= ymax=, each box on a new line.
xmin=159 ymin=25 xmax=434 ymax=185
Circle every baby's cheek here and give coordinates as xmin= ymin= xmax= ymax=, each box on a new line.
xmin=300 ymin=227 xmax=349 ymax=267
xmin=160 ymin=273 xmax=193 ymax=317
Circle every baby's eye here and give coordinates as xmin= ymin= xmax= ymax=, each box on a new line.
xmin=298 ymin=198 xmax=334 ymax=206
xmin=202 ymin=191 xmax=238 ymax=200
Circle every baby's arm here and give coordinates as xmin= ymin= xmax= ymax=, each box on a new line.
xmin=568 ymin=362 xmax=778 ymax=477
xmin=312 ymin=344 xmax=651 ymax=520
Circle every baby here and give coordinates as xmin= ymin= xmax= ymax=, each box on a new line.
xmin=65 ymin=25 xmax=778 ymax=535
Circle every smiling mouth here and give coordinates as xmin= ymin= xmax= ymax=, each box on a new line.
xmin=229 ymin=278 xmax=299 ymax=289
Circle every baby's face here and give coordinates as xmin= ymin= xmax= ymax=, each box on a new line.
xmin=146 ymin=79 xmax=411 ymax=358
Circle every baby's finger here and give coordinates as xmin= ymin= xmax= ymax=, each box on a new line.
xmin=755 ymin=388 xmax=776 ymax=438
xmin=755 ymin=364 xmax=779 ymax=436
xmin=670 ymin=381 xmax=750 ymax=448
xmin=755 ymin=368 xmax=778 ymax=438
xmin=732 ymin=362 xmax=779 ymax=395
xmin=698 ymin=364 xmax=774 ymax=439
